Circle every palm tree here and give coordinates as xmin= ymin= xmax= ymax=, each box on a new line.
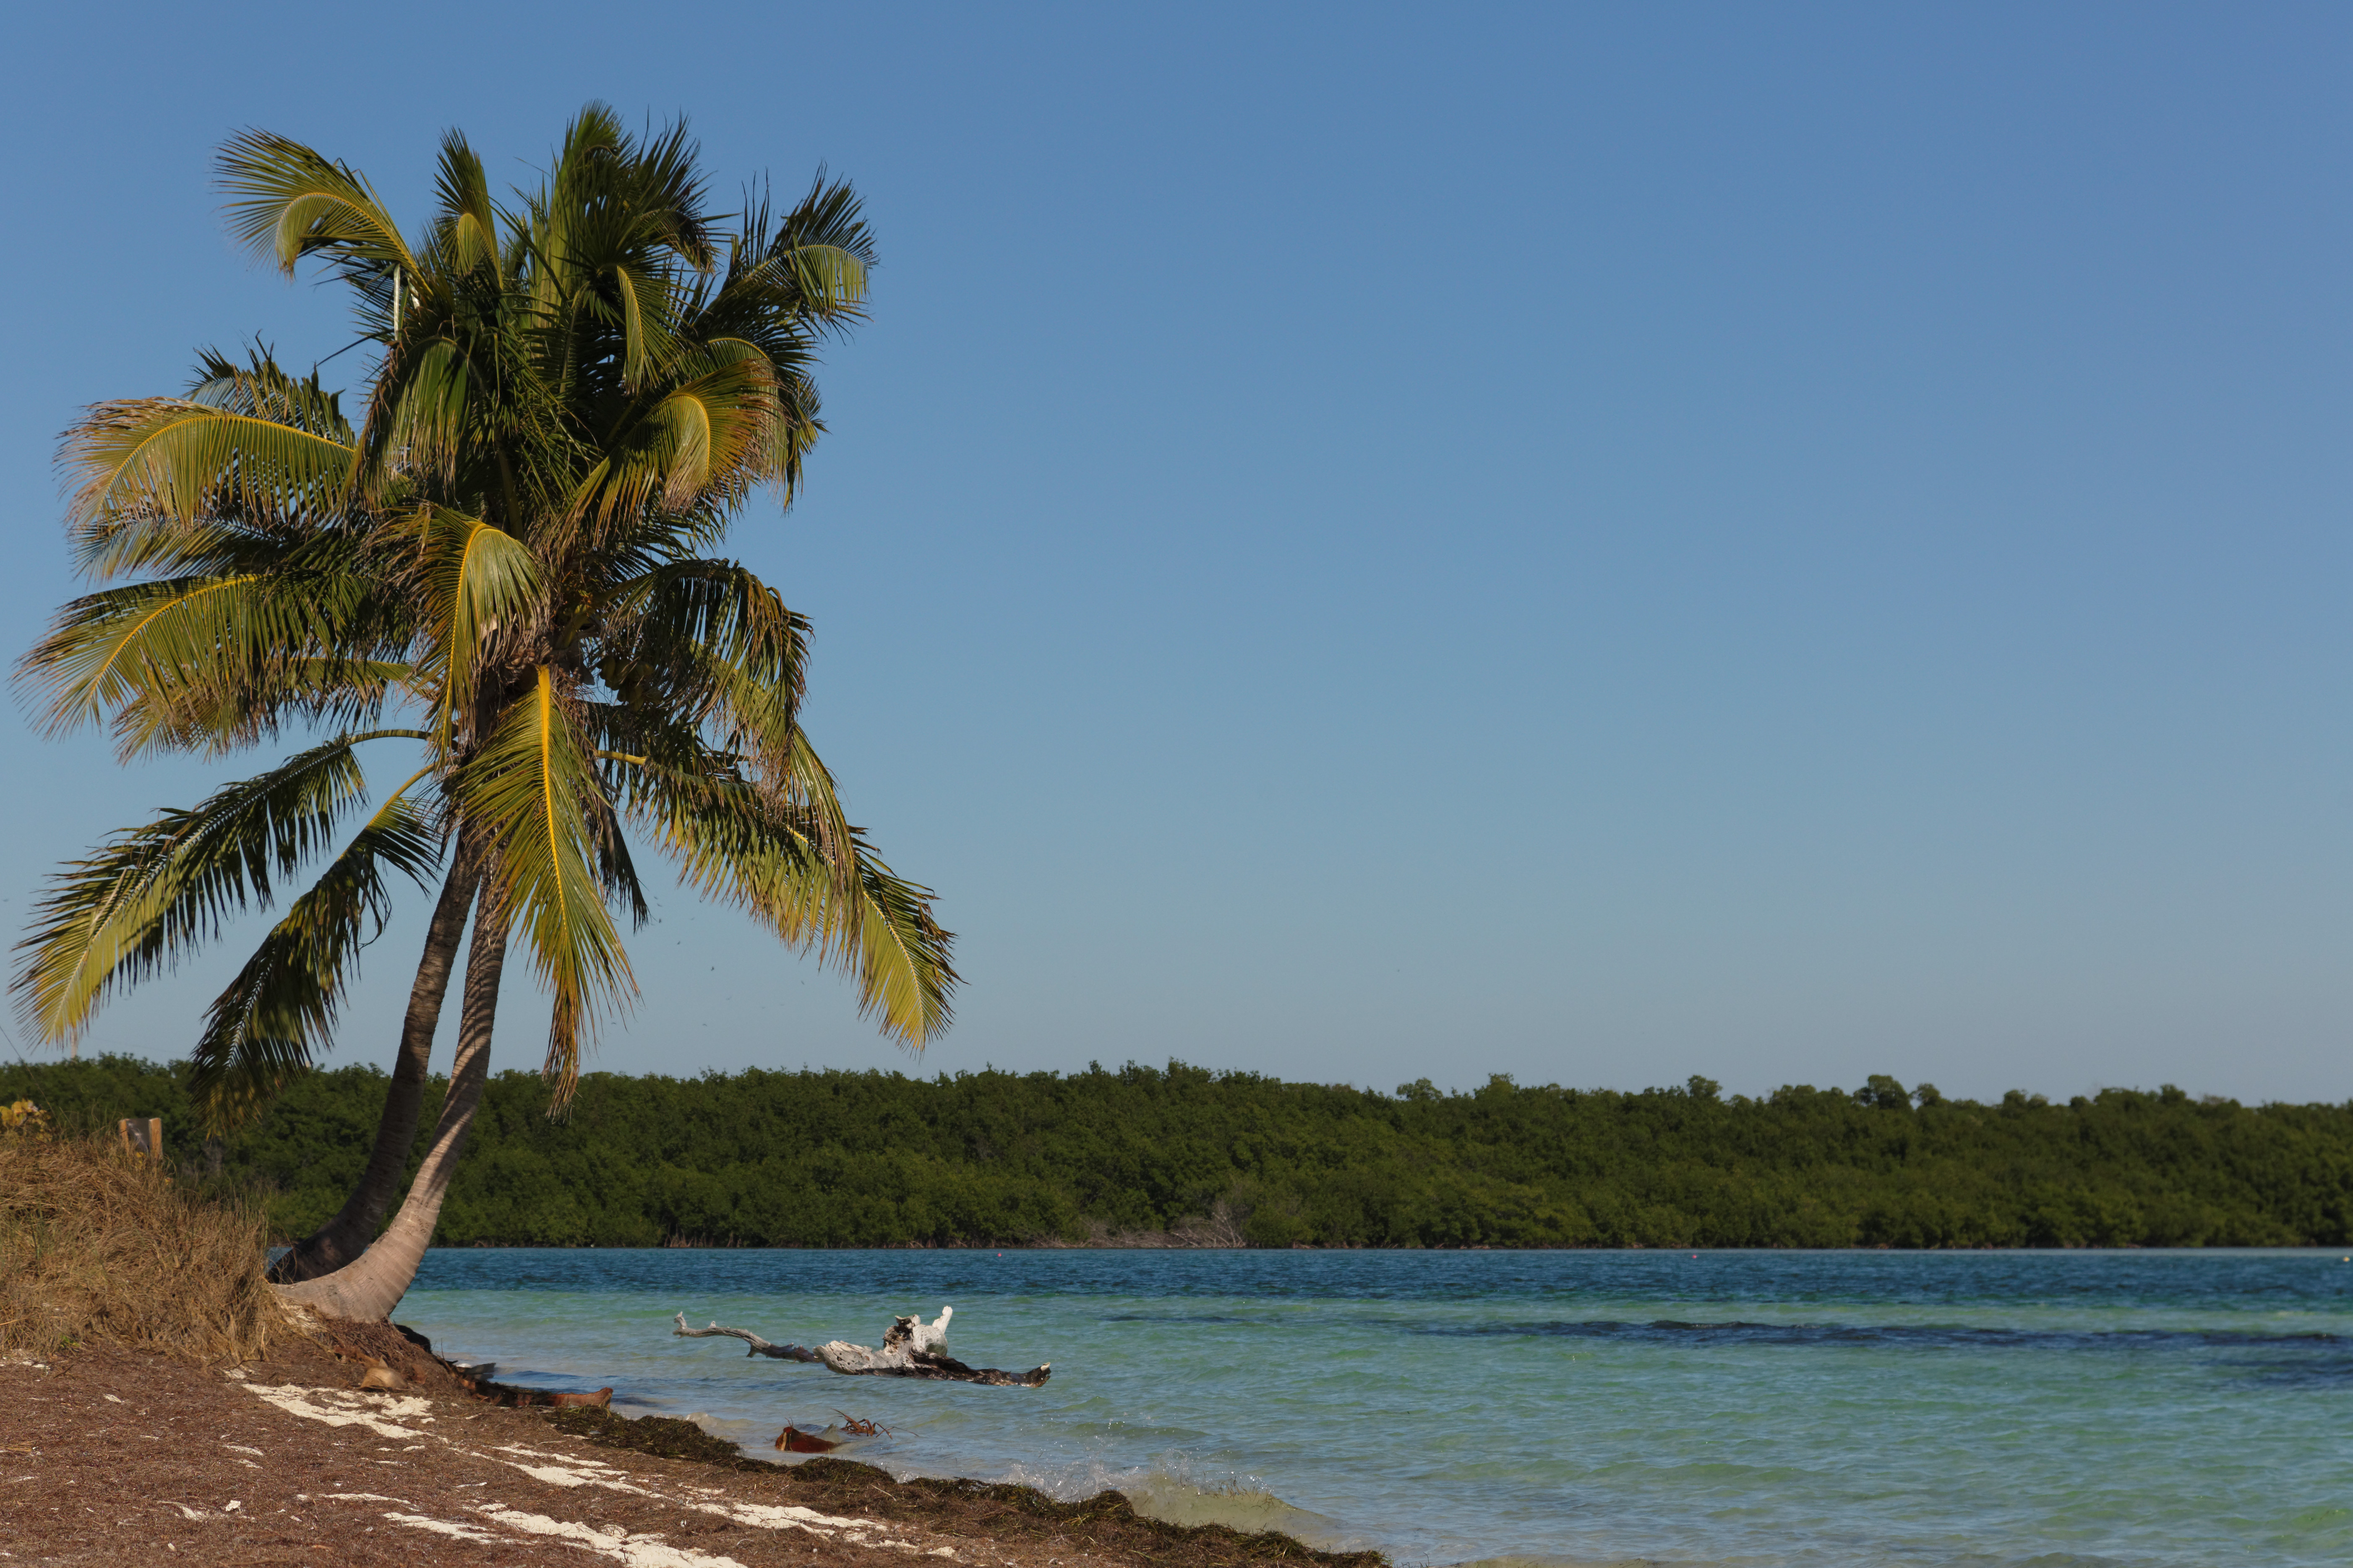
xmin=13 ymin=108 xmax=956 ymax=1320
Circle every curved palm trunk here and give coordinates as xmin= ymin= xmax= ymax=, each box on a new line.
xmin=271 ymin=853 xmax=483 ymax=1284
xmin=275 ymin=888 xmax=511 ymax=1322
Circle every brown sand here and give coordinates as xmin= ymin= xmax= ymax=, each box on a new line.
xmin=0 ymin=1331 xmax=1381 ymax=1567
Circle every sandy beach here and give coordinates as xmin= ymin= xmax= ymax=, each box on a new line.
xmin=0 ymin=1334 xmax=1375 ymax=1568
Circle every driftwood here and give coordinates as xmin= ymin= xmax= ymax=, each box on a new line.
xmin=673 ymin=1305 xmax=1050 ymax=1386
xmin=772 ymin=1414 xmax=887 ymax=1452
xmin=670 ymin=1313 xmax=822 ymax=1362
xmin=775 ymin=1425 xmax=842 ymax=1452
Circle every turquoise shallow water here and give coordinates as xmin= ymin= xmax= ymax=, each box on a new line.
xmin=399 ymin=1249 xmax=2353 ymax=1566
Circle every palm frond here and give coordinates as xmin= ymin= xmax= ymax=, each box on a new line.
xmin=10 ymin=732 xmax=425 ymax=1044
xmin=62 ymin=398 xmax=355 ymax=564
xmin=217 ymin=129 xmax=417 ymax=281
xmin=185 ymin=775 xmax=444 ymax=1130
xmin=581 ymin=345 xmax=777 ymax=525
xmin=430 ymin=130 xmax=503 ymax=280
xmin=383 ymin=505 xmax=544 ymax=742
xmin=624 ymin=116 xmax=717 ymax=271
xmin=453 ymin=667 xmax=634 ymax=1105
xmin=612 ymin=741 xmax=955 ymax=1046
xmin=608 ymin=261 xmax=683 ymax=390
xmin=601 ymin=556 xmax=807 ymax=725
xmin=840 ymin=848 xmax=958 ymax=1045
xmin=728 ymin=173 xmax=876 ymax=325
xmin=18 ymin=564 xmax=396 ymax=757
xmin=189 ymin=347 xmax=352 ymax=439
xmin=370 ymin=337 xmax=472 ymax=486
xmin=101 ymin=647 xmax=411 ymax=762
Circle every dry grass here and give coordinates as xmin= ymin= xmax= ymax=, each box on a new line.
xmin=0 ymin=1131 xmax=283 ymax=1362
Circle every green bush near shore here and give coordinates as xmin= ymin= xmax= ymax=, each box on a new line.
xmin=5 ymin=1057 xmax=2348 ymax=1249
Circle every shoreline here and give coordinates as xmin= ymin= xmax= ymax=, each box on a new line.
xmin=429 ymin=1238 xmax=2316 ymax=1251
xmin=1 ymin=1328 xmax=1385 ymax=1568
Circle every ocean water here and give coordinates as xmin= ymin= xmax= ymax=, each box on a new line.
xmin=398 ymin=1249 xmax=2353 ymax=1567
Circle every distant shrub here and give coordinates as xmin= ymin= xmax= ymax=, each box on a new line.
xmin=4 ymin=1055 xmax=2350 ymax=1250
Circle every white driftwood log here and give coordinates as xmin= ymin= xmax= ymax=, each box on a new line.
xmin=909 ymin=1304 xmax=951 ymax=1354
xmin=673 ymin=1305 xmax=1049 ymax=1386
xmin=670 ymin=1312 xmax=820 ymax=1361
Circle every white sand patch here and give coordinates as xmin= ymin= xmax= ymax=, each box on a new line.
xmin=382 ymin=1511 xmax=506 ymax=1545
xmin=484 ymin=1443 xmax=913 ymax=1544
xmin=244 ymin=1383 xmax=438 ymax=1440
xmin=494 ymin=1442 xmax=619 ymax=1467
xmin=469 ymin=1504 xmax=748 ymax=1566
xmin=241 ymin=1384 xmax=955 ymax=1559
xmin=713 ymin=1499 xmax=886 ymax=1534
xmin=490 ymin=1448 xmax=662 ymax=1494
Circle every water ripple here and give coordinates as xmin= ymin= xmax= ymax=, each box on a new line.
xmin=1408 ymin=1317 xmax=2347 ymax=1352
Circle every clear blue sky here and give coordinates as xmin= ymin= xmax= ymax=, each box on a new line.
xmin=1 ymin=3 xmax=2345 ymax=1104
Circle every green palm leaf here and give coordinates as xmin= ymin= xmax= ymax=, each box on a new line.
xmin=453 ymin=667 xmax=634 ymax=1103
xmin=840 ymin=849 xmax=958 ymax=1045
xmin=21 ymin=564 xmax=391 ymax=757
xmin=582 ymin=347 xmax=777 ymax=526
xmin=609 ymin=262 xmax=684 ymax=390
xmin=429 ymin=130 xmax=503 ymax=281
xmin=217 ymin=129 xmax=419 ymax=281
xmin=613 ymin=743 xmax=955 ymax=1046
xmin=602 ymin=556 xmax=808 ymax=722
xmin=188 ymin=348 xmax=352 ymax=439
xmin=383 ymin=505 xmax=544 ymax=742
xmin=63 ymin=399 xmax=356 ymax=557
xmin=370 ymin=338 xmax=473 ymax=487
xmin=187 ymin=775 xmax=444 ymax=1129
xmin=11 ymin=731 xmax=425 ymax=1044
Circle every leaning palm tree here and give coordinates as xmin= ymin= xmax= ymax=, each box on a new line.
xmin=13 ymin=108 xmax=956 ymax=1320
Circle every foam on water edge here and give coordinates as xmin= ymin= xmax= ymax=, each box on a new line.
xmin=1002 ymin=1453 xmax=1360 ymax=1550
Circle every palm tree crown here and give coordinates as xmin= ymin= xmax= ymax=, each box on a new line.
xmin=16 ymin=107 xmax=955 ymax=1134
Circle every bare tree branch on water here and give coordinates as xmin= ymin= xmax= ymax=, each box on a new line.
xmin=673 ymin=1307 xmax=1049 ymax=1386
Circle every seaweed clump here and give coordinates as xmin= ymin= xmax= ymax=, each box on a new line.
xmin=544 ymin=1405 xmax=768 ymax=1469
xmin=540 ymin=1403 xmax=1388 ymax=1565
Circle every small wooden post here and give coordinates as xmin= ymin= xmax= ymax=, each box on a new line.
xmin=118 ymin=1117 xmax=162 ymax=1161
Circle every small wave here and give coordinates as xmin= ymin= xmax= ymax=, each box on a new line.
xmin=680 ymin=1412 xmax=769 ymax=1451
xmin=994 ymin=1455 xmax=1359 ymax=1552
xmin=1126 ymin=1474 xmax=1351 ymax=1546
xmin=1445 ymin=1555 xmax=2138 ymax=1568
xmin=1448 ymin=1558 xmax=1679 ymax=1568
